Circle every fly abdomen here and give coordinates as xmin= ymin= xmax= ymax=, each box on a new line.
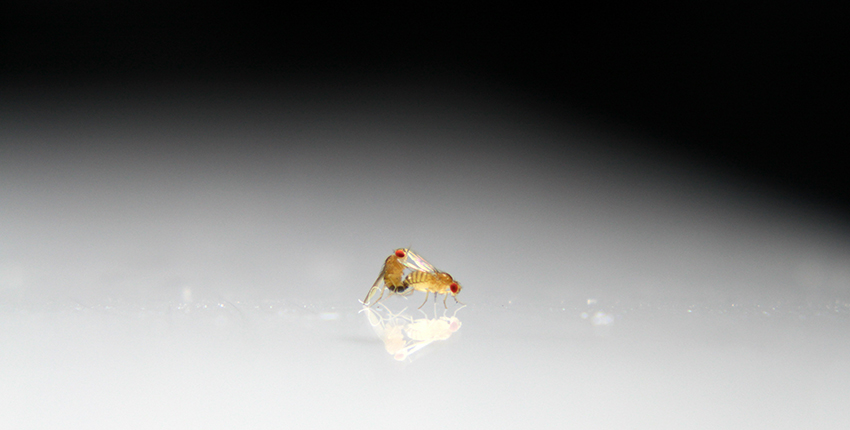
xmin=403 ymin=271 xmax=435 ymax=289
xmin=387 ymin=284 xmax=408 ymax=293
xmin=383 ymin=262 xmax=405 ymax=293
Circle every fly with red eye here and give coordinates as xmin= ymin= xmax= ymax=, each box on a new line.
xmin=361 ymin=248 xmax=465 ymax=309
xmin=399 ymin=251 xmax=464 ymax=309
xmin=361 ymin=248 xmax=412 ymax=307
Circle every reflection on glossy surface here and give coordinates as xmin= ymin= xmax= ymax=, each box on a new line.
xmin=4 ymin=83 xmax=850 ymax=429
xmin=361 ymin=304 xmax=465 ymax=361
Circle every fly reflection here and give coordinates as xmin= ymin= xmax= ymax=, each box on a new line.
xmin=361 ymin=303 xmax=465 ymax=361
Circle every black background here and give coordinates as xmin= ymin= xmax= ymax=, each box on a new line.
xmin=2 ymin=2 xmax=846 ymax=215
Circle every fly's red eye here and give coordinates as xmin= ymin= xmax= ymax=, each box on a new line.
xmin=395 ymin=249 xmax=406 ymax=258
xmin=450 ymin=283 xmax=459 ymax=294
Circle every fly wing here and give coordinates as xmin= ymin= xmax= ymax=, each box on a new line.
xmin=400 ymin=249 xmax=438 ymax=273
xmin=361 ymin=269 xmax=386 ymax=306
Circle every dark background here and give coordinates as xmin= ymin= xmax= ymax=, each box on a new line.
xmin=2 ymin=2 xmax=846 ymax=214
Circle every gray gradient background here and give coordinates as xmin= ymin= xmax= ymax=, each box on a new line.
xmin=2 ymin=81 xmax=849 ymax=429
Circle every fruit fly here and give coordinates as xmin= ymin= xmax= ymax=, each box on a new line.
xmin=362 ymin=248 xmax=464 ymax=309
xmin=400 ymin=250 xmax=464 ymax=309
xmin=361 ymin=248 xmax=411 ymax=307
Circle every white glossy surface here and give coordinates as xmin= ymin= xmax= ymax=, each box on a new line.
xmin=2 ymin=83 xmax=849 ymax=429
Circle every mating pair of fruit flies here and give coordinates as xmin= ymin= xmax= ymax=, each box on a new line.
xmin=361 ymin=248 xmax=464 ymax=309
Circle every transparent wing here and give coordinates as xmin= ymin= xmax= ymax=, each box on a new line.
xmin=361 ymin=270 xmax=386 ymax=306
xmin=400 ymin=249 xmax=438 ymax=273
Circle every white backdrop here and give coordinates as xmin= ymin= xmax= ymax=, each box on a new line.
xmin=2 ymin=81 xmax=849 ymax=429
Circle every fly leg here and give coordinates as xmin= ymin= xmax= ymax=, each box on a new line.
xmin=417 ymin=292 xmax=430 ymax=309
